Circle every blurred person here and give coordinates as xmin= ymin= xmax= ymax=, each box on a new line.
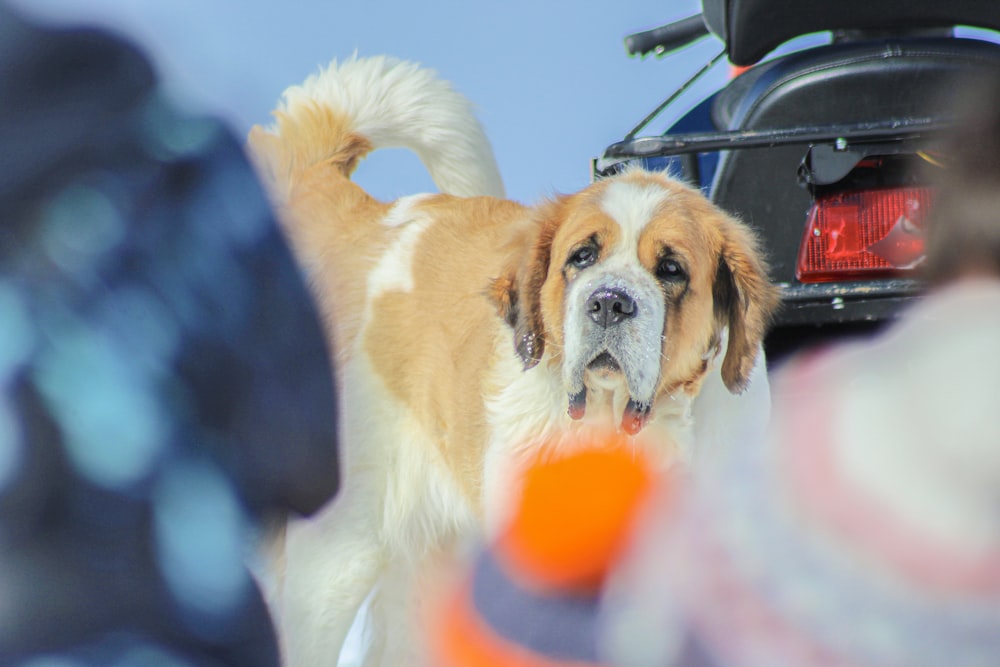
xmin=599 ymin=71 xmax=1000 ymax=667
xmin=0 ymin=4 xmax=339 ymax=665
xmin=427 ymin=440 xmax=662 ymax=667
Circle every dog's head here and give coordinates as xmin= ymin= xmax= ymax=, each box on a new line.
xmin=492 ymin=170 xmax=780 ymax=434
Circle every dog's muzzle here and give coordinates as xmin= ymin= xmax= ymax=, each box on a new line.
xmin=564 ymin=277 xmax=665 ymax=435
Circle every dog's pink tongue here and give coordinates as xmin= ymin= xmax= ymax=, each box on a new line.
xmin=621 ymin=399 xmax=650 ymax=435
xmin=567 ymin=389 xmax=587 ymax=420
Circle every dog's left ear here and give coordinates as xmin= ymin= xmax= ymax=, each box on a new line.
xmin=713 ymin=217 xmax=782 ymax=393
xmin=489 ymin=211 xmax=559 ymax=370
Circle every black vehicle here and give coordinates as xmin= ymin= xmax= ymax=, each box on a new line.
xmin=595 ymin=0 xmax=1000 ymax=364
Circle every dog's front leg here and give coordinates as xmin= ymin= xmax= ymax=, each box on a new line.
xmin=277 ymin=493 xmax=386 ymax=667
xmin=362 ymin=556 xmax=423 ymax=667
xmin=363 ymin=540 xmax=465 ymax=667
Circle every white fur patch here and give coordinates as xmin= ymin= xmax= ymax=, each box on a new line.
xmin=367 ymin=207 xmax=432 ymax=297
xmin=599 ymin=179 xmax=672 ymax=252
xmin=380 ymin=194 xmax=432 ymax=228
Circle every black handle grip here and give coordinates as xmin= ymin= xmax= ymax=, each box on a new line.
xmin=624 ymin=15 xmax=709 ymax=58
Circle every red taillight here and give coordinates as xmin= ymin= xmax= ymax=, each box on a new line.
xmin=796 ymin=187 xmax=933 ymax=283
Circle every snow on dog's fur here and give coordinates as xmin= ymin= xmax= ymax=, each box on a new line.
xmin=248 ymin=55 xmax=779 ymax=667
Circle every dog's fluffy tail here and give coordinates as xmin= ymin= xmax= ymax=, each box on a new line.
xmin=249 ymin=55 xmax=505 ymax=201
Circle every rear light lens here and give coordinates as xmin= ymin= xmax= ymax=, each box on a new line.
xmin=796 ymin=187 xmax=933 ymax=283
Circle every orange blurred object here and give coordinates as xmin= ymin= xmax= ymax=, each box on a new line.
xmin=496 ymin=439 xmax=656 ymax=591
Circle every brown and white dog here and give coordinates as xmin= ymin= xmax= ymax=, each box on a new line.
xmin=248 ymin=56 xmax=780 ymax=667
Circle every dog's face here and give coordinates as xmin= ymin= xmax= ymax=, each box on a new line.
xmin=493 ymin=170 xmax=779 ymax=434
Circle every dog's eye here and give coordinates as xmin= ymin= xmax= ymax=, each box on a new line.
xmin=656 ymin=258 xmax=686 ymax=281
xmin=568 ymin=245 xmax=597 ymax=269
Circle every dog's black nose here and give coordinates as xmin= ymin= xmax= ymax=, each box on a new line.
xmin=587 ymin=288 xmax=636 ymax=327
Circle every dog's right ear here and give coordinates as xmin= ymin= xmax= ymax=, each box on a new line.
xmin=489 ymin=212 xmax=559 ymax=370
xmin=490 ymin=272 xmax=542 ymax=370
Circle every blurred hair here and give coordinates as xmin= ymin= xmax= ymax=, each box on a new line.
xmin=924 ymin=69 xmax=1000 ymax=284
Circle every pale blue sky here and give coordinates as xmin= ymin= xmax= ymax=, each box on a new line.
xmin=13 ymin=0 xmax=727 ymax=204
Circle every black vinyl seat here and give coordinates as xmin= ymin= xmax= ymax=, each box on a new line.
xmin=701 ymin=0 xmax=1000 ymax=66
